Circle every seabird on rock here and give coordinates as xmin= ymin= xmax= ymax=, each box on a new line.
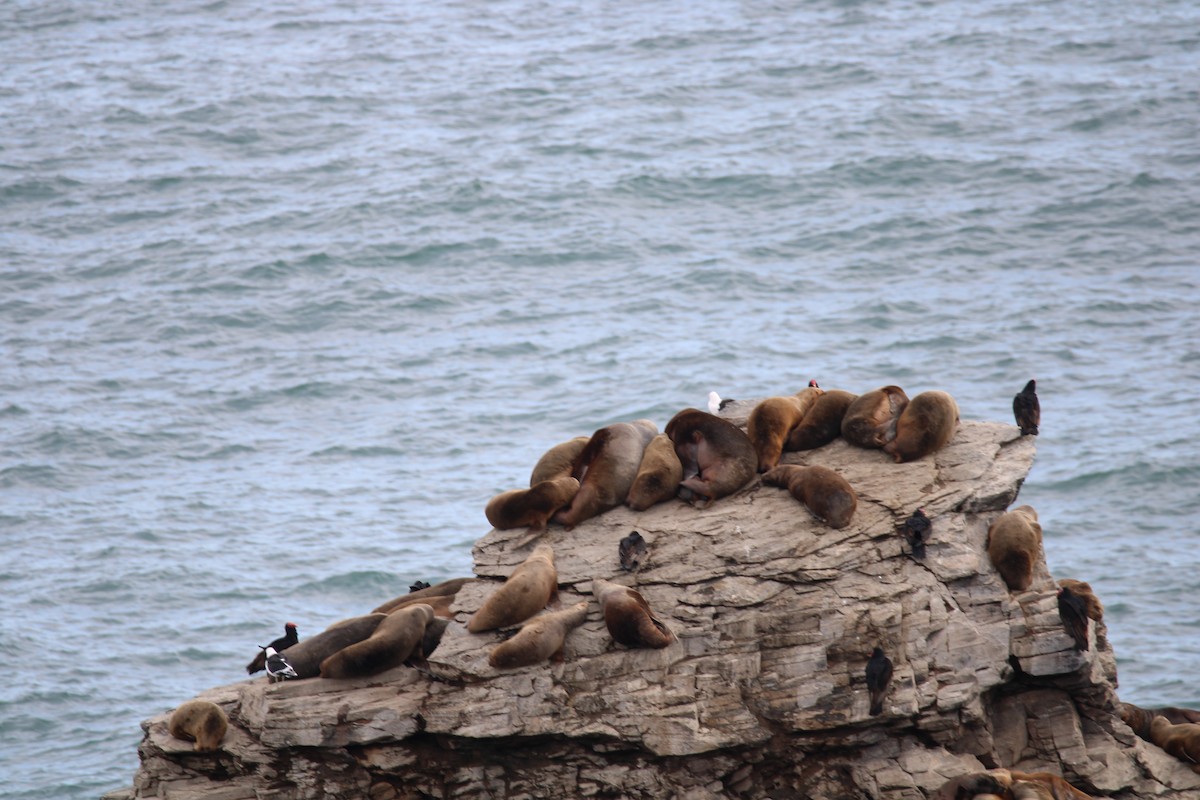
xmin=618 ymin=531 xmax=648 ymax=572
xmin=707 ymin=391 xmax=722 ymax=415
xmin=409 ymin=580 xmax=432 ymax=593
xmin=263 ymin=646 xmax=299 ymax=683
xmin=808 ymin=379 xmax=820 ymax=388
xmin=900 ymin=509 xmax=931 ymax=559
xmin=1013 ymin=379 xmax=1040 ymax=436
xmin=1057 ymin=585 xmax=1090 ymax=651
xmin=865 ymin=646 xmax=894 ymax=716
xmin=245 ymin=622 xmax=299 ymax=675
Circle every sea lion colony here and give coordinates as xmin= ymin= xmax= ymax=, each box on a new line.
xmin=163 ymin=379 xmax=1198 ymax=795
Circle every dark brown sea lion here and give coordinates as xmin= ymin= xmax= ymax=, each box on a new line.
xmin=664 ymin=408 xmax=757 ymax=508
xmin=1013 ymin=378 xmax=1040 ymax=436
xmin=883 ymin=389 xmax=960 ymax=463
xmin=592 ymin=578 xmax=674 ymax=649
xmin=319 ymin=604 xmax=434 ymax=679
xmin=934 ymin=769 xmax=1093 ymax=800
xmin=746 ymin=386 xmax=824 ymax=472
xmin=625 ymin=433 xmax=683 ymax=511
xmin=485 ymin=476 xmax=580 ymax=532
xmin=1057 ymin=579 xmax=1103 ymax=622
xmin=467 ymin=544 xmax=558 ymax=633
xmin=555 ymin=419 xmax=658 ymax=529
xmin=762 ymin=464 xmax=857 ymax=529
xmin=1057 ymin=584 xmax=1091 ymax=651
xmin=168 ymin=699 xmax=228 ymax=752
xmin=1150 ymin=716 xmax=1200 ymax=772
xmin=841 ymin=385 xmax=909 ymax=449
xmin=1121 ymin=702 xmax=1200 ymax=741
xmin=275 ymin=613 xmax=388 ymax=678
xmin=529 ymin=436 xmax=590 ymax=485
xmin=245 ymin=621 xmax=299 ymax=675
xmin=372 ymin=577 xmax=474 ymax=614
xmin=785 ymin=389 xmax=857 ymax=451
xmin=488 ymin=600 xmax=590 ymax=669
xmin=986 ymin=505 xmax=1042 ymax=591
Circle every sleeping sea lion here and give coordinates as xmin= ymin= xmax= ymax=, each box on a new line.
xmin=529 ymin=436 xmax=590 ymax=485
xmin=625 ymin=433 xmax=684 ymax=511
xmin=488 ymin=601 xmax=590 ymax=669
xmin=665 ymin=408 xmax=757 ymax=508
xmin=372 ymin=577 xmax=474 ymax=614
xmin=785 ymin=389 xmax=857 ymax=451
xmin=841 ymin=385 xmax=909 ymax=449
xmin=1150 ymin=715 xmax=1200 ymax=771
xmin=746 ymin=385 xmax=823 ymax=472
xmin=168 ymin=699 xmax=228 ymax=752
xmin=762 ymin=464 xmax=857 ymax=529
xmin=882 ymin=390 xmax=960 ymax=463
xmin=986 ymin=505 xmax=1042 ymax=591
xmin=274 ymin=613 xmax=388 ymax=678
xmin=485 ymin=476 xmax=580 ymax=532
xmin=592 ymin=578 xmax=674 ymax=648
xmin=319 ymin=604 xmax=434 ymax=679
xmin=555 ymin=420 xmax=658 ymax=529
xmin=467 ymin=544 xmax=558 ymax=633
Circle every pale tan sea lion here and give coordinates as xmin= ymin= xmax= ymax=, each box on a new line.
xmin=1121 ymin=702 xmax=1200 ymax=741
xmin=882 ymin=389 xmax=959 ymax=463
xmin=276 ymin=613 xmax=388 ymax=678
xmin=986 ymin=505 xmax=1042 ymax=591
xmin=168 ymin=699 xmax=228 ymax=752
xmin=785 ymin=389 xmax=857 ymax=451
xmin=665 ymin=408 xmax=757 ymax=508
xmin=529 ymin=436 xmax=590 ymax=485
xmin=841 ymin=385 xmax=909 ymax=449
xmin=319 ymin=604 xmax=434 ymax=679
xmin=555 ymin=419 xmax=658 ymax=529
xmin=625 ymin=433 xmax=684 ymax=511
xmin=592 ymin=578 xmax=674 ymax=648
xmin=746 ymin=386 xmax=824 ymax=472
xmin=485 ymin=476 xmax=580 ymax=532
xmin=488 ymin=600 xmax=590 ymax=669
xmin=762 ymin=464 xmax=858 ymax=529
xmin=1151 ymin=715 xmax=1200 ymax=771
xmin=372 ymin=577 xmax=474 ymax=614
xmin=467 ymin=544 xmax=558 ymax=633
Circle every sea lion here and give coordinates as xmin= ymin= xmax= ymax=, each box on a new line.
xmin=1057 ymin=579 xmax=1103 ymax=622
xmin=935 ymin=769 xmax=1093 ymax=800
xmin=485 ymin=476 xmax=580 ymax=532
xmin=272 ymin=613 xmax=388 ymax=678
xmin=841 ymin=385 xmax=909 ymax=449
xmin=986 ymin=505 xmax=1042 ymax=591
xmin=592 ymin=578 xmax=674 ymax=649
xmin=618 ymin=530 xmax=648 ymax=571
xmin=168 ymin=699 xmax=228 ymax=752
xmin=372 ymin=577 xmax=474 ymax=614
xmin=762 ymin=464 xmax=857 ymax=529
xmin=555 ymin=420 xmax=658 ymax=529
xmin=664 ymin=408 xmax=757 ymax=508
xmin=625 ymin=433 xmax=684 ymax=511
xmin=747 ymin=385 xmax=824 ymax=472
xmin=529 ymin=436 xmax=590 ymax=485
xmin=421 ymin=617 xmax=450 ymax=659
xmin=245 ymin=621 xmax=299 ymax=675
xmin=319 ymin=604 xmax=435 ymax=680
xmin=883 ymin=389 xmax=960 ymax=463
xmin=488 ymin=600 xmax=590 ymax=669
xmin=1121 ymin=703 xmax=1200 ymax=741
xmin=1013 ymin=378 xmax=1040 ymax=436
xmin=1150 ymin=716 xmax=1200 ymax=771
xmin=785 ymin=389 xmax=857 ymax=451
xmin=467 ymin=544 xmax=558 ymax=633
xmin=1057 ymin=584 xmax=1090 ymax=651
xmin=865 ymin=646 xmax=893 ymax=716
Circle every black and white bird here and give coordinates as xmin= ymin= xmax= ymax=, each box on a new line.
xmin=263 ymin=646 xmax=299 ymax=683
xmin=1013 ymin=379 xmax=1040 ymax=436
xmin=245 ymin=622 xmax=299 ymax=675
xmin=865 ymin=646 xmax=894 ymax=716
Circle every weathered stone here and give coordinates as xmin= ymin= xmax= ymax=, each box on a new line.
xmin=112 ymin=419 xmax=1200 ymax=799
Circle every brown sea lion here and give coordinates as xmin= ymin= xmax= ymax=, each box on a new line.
xmin=592 ymin=578 xmax=674 ymax=649
xmin=555 ymin=419 xmax=658 ymax=529
xmin=1150 ymin=716 xmax=1200 ymax=771
xmin=841 ymin=385 xmax=909 ymax=449
xmin=1057 ymin=579 xmax=1103 ymax=622
xmin=1057 ymin=584 xmax=1090 ymax=651
xmin=747 ymin=386 xmax=824 ymax=472
xmin=319 ymin=604 xmax=434 ymax=679
xmin=664 ymin=408 xmax=757 ymax=508
xmin=372 ymin=577 xmax=474 ymax=614
xmin=986 ymin=505 xmax=1042 ymax=591
xmin=488 ymin=600 xmax=590 ymax=669
xmin=168 ymin=699 xmax=228 ymax=752
xmin=785 ymin=389 xmax=857 ymax=451
xmin=529 ymin=436 xmax=590 ymax=485
xmin=1121 ymin=703 xmax=1200 ymax=740
xmin=762 ymin=464 xmax=857 ymax=529
xmin=625 ymin=433 xmax=684 ymax=511
xmin=883 ymin=389 xmax=960 ymax=463
xmin=467 ymin=544 xmax=558 ymax=633
xmin=275 ymin=613 xmax=388 ymax=678
xmin=935 ymin=769 xmax=1093 ymax=800
xmin=485 ymin=476 xmax=580 ymax=532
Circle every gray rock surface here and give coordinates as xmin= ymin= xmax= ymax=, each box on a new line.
xmin=107 ymin=418 xmax=1200 ymax=800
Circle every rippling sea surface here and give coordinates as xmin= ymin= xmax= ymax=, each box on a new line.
xmin=2 ymin=0 xmax=1199 ymax=795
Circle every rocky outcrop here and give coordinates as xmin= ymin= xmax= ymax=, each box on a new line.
xmin=107 ymin=413 xmax=1200 ymax=800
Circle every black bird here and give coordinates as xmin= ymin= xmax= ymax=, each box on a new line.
xmin=409 ymin=580 xmax=432 ymax=593
xmin=618 ymin=531 xmax=648 ymax=572
xmin=1013 ymin=379 xmax=1040 ymax=436
xmin=263 ymin=646 xmax=299 ymax=683
xmin=1057 ymin=585 xmax=1090 ymax=651
xmin=808 ymin=379 xmax=820 ymax=388
xmin=865 ymin=646 xmax=894 ymax=716
xmin=900 ymin=509 xmax=931 ymax=559
xmin=245 ymin=622 xmax=299 ymax=675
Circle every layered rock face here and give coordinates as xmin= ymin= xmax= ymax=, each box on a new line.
xmin=109 ymin=414 xmax=1200 ymax=800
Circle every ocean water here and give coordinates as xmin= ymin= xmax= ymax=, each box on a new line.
xmin=2 ymin=0 xmax=1199 ymax=796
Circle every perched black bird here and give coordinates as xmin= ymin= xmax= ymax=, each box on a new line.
xmin=245 ymin=622 xmax=299 ymax=675
xmin=900 ymin=509 xmax=931 ymax=559
xmin=409 ymin=580 xmax=432 ymax=593
xmin=1013 ymin=379 xmax=1040 ymax=436
xmin=263 ymin=646 xmax=298 ymax=683
xmin=808 ymin=379 xmax=820 ymax=388
xmin=1057 ymin=585 xmax=1090 ymax=651
xmin=865 ymin=646 xmax=894 ymax=716
xmin=618 ymin=531 xmax=648 ymax=572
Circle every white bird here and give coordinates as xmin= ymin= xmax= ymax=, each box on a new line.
xmin=707 ymin=391 xmax=722 ymax=415
xmin=263 ymin=646 xmax=298 ymax=683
